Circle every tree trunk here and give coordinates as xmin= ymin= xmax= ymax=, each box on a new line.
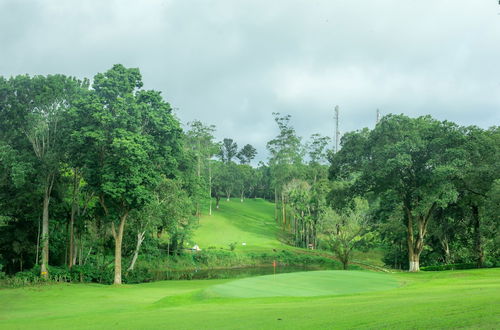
xmin=405 ymin=206 xmax=420 ymax=272
xmin=35 ymin=217 xmax=41 ymax=265
xmin=274 ymin=188 xmax=278 ymax=222
xmin=440 ymin=236 xmax=451 ymax=264
xmin=127 ymin=230 xmax=146 ymax=272
xmin=69 ymin=203 xmax=76 ymax=269
xmin=342 ymin=254 xmax=349 ymax=270
xmin=72 ymin=236 xmax=78 ymax=266
xmin=112 ymin=210 xmax=128 ymax=285
xmin=471 ymin=204 xmax=484 ymax=268
xmin=40 ymin=183 xmax=51 ymax=279
xmin=281 ymin=193 xmax=286 ymax=226
xmin=409 ymin=252 xmax=420 ymax=272
xmin=209 ymin=163 xmax=212 ymax=216
xmin=69 ymin=170 xmax=79 ymax=268
xmin=216 ymin=195 xmax=220 ymax=209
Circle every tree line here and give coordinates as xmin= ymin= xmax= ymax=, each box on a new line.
xmin=1 ymin=64 xmax=498 ymax=285
xmin=261 ymin=112 xmax=499 ymax=271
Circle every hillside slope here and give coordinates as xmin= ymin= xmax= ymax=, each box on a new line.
xmin=192 ymin=198 xmax=286 ymax=252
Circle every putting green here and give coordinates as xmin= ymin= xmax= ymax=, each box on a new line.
xmin=204 ymin=270 xmax=399 ymax=298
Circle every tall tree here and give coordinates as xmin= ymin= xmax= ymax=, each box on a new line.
xmin=185 ymin=121 xmax=218 ymax=215
xmin=455 ymin=126 xmax=500 ymax=267
xmin=306 ymin=134 xmax=331 ymax=184
xmin=218 ymin=138 xmax=238 ymax=164
xmin=321 ymin=198 xmax=374 ymax=270
xmin=330 ymin=115 xmax=464 ymax=271
xmin=237 ymin=144 xmax=257 ymax=164
xmin=71 ymin=64 xmax=182 ymax=284
xmin=267 ymin=113 xmax=304 ymax=226
xmin=1 ymin=74 xmax=85 ymax=278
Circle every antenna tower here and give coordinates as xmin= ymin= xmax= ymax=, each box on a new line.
xmin=334 ymin=105 xmax=340 ymax=153
xmin=376 ymin=108 xmax=380 ymax=124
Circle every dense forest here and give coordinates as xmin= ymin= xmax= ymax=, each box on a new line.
xmin=0 ymin=65 xmax=498 ymax=284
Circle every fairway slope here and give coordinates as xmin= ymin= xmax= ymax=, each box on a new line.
xmin=193 ymin=198 xmax=283 ymax=251
xmin=204 ymin=270 xmax=399 ymax=298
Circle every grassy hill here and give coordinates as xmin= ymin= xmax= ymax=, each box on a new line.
xmin=192 ymin=198 xmax=287 ymax=252
xmin=191 ymin=198 xmax=383 ymax=270
xmin=0 ymin=268 xmax=498 ymax=329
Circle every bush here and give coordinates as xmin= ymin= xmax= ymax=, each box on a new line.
xmin=70 ymin=264 xmax=113 ymax=283
xmin=123 ymin=266 xmax=154 ymax=284
xmin=421 ymin=263 xmax=478 ymax=271
xmin=228 ymin=242 xmax=238 ymax=251
xmin=0 ymin=263 xmax=6 ymax=280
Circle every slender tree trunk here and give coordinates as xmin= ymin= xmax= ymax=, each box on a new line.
xmin=209 ymin=162 xmax=212 ymax=216
xmin=341 ymin=250 xmax=349 ymax=270
xmin=35 ymin=217 xmax=41 ymax=265
xmin=216 ymin=195 xmax=220 ymax=209
xmin=127 ymin=230 xmax=146 ymax=272
xmin=69 ymin=170 xmax=78 ymax=269
xmin=440 ymin=236 xmax=451 ymax=264
xmin=274 ymin=188 xmax=278 ymax=222
xmin=72 ymin=236 xmax=78 ymax=266
xmin=471 ymin=204 xmax=484 ymax=268
xmin=40 ymin=174 xmax=54 ymax=279
xmin=281 ymin=193 xmax=286 ymax=226
xmin=112 ymin=210 xmax=128 ymax=285
xmin=196 ymin=147 xmax=201 ymax=217
xmin=65 ymin=221 xmax=69 ymax=266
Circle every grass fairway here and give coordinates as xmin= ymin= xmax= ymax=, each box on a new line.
xmin=192 ymin=198 xmax=286 ymax=251
xmin=1 ymin=268 xmax=498 ymax=329
xmin=205 ymin=270 xmax=399 ymax=298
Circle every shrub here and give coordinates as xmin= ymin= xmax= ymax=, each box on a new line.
xmin=228 ymin=242 xmax=238 ymax=251
xmin=421 ymin=263 xmax=478 ymax=271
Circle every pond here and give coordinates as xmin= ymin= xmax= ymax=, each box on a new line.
xmin=150 ymin=265 xmax=331 ymax=281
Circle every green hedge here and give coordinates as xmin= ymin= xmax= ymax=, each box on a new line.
xmin=421 ymin=263 xmax=478 ymax=271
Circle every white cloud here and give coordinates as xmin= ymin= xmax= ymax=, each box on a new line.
xmin=1 ymin=0 xmax=499 ymax=162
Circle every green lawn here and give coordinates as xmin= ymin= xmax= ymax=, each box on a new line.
xmin=0 ymin=268 xmax=498 ymax=329
xmin=205 ymin=270 xmax=399 ymax=298
xmin=192 ymin=198 xmax=287 ymax=252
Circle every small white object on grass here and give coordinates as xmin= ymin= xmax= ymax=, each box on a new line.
xmin=242 ymin=242 xmax=246 ymax=246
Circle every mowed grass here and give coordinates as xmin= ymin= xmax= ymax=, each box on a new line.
xmin=205 ymin=270 xmax=399 ymax=298
xmin=192 ymin=198 xmax=286 ymax=251
xmin=0 ymin=268 xmax=499 ymax=329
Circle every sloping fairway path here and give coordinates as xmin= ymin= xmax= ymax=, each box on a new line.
xmin=192 ymin=198 xmax=285 ymax=251
xmin=0 ymin=268 xmax=499 ymax=329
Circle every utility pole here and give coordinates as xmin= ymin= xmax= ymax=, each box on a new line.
xmin=376 ymin=108 xmax=380 ymax=124
xmin=334 ymin=105 xmax=340 ymax=153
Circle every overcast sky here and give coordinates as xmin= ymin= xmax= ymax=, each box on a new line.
xmin=1 ymin=0 xmax=499 ymax=162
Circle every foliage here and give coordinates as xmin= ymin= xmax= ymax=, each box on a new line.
xmin=330 ymin=115 xmax=472 ymax=271
xmin=236 ymin=144 xmax=257 ymax=164
xmin=320 ymin=198 xmax=375 ymax=269
xmin=218 ymin=138 xmax=238 ymax=164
